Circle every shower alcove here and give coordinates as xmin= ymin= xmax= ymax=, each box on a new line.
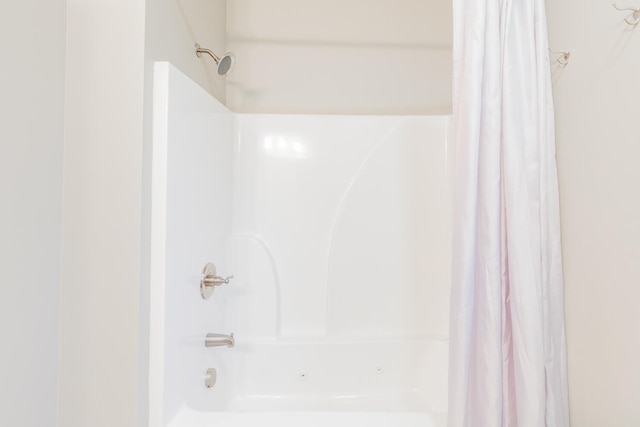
xmin=149 ymin=63 xmax=451 ymax=426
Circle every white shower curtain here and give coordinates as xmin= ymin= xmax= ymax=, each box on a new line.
xmin=448 ymin=0 xmax=570 ymax=426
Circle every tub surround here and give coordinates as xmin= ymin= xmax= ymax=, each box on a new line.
xmin=151 ymin=62 xmax=450 ymax=426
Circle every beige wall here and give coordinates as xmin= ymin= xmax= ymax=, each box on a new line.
xmin=175 ymin=0 xmax=228 ymax=103
xmin=57 ymin=0 xmax=227 ymax=425
xmin=58 ymin=0 xmax=228 ymax=426
xmin=546 ymin=2 xmax=640 ymax=426
xmin=0 ymin=2 xmax=66 ymax=427
xmin=226 ymin=0 xmax=452 ymax=114
xmin=58 ymin=2 xmax=146 ymax=427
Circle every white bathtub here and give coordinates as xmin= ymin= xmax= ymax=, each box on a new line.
xmin=170 ymin=411 xmax=445 ymax=427
xmin=151 ymin=63 xmax=451 ymax=427
xmin=166 ymin=338 xmax=448 ymax=426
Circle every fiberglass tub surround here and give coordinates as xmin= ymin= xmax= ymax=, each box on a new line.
xmin=151 ymin=63 xmax=451 ymax=427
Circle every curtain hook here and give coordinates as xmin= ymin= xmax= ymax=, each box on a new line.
xmin=549 ymin=49 xmax=571 ymax=66
xmin=612 ymin=2 xmax=640 ymax=25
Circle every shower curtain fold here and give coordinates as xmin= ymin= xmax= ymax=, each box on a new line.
xmin=448 ymin=0 xmax=570 ymax=426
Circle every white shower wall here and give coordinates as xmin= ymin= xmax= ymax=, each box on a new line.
xmin=151 ymin=62 xmax=234 ymax=425
xmin=229 ymin=114 xmax=451 ymax=339
xmin=152 ymin=63 xmax=451 ymax=425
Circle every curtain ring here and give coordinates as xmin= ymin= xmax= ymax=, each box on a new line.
xmin=549 ymin=49 xmax=571 ymax=66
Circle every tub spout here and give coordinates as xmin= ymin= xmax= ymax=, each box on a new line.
xmin=205 ymin=333 xmax=235 ymax=348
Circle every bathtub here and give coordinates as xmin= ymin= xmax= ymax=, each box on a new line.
xmin=163 ymin=339 xmax=448 ymax=426
xmin=150 ymin=62 xmax=451 ymax=427
xmin=172 ymin=411 xmax=445 ymax=427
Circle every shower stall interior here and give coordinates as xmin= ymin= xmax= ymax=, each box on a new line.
xmin=150 ymin=62 xmax=452 ymax=427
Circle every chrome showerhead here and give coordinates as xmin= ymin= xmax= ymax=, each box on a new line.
xmin=195 ymin=43 xmax=235 ymax=78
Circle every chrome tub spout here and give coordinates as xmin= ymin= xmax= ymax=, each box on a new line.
xmin=205 ymin=333 xmax=235 ymax=348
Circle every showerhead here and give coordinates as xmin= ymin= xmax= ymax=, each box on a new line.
xmin=216 ymin=52 xmax=235 ymax=77
xmin=195 ymin=43 xmax=235 ymax=78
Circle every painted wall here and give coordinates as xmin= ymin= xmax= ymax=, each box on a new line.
xmin=175 ymin=0 xmax=228 ymax=103
xmin=58 ymin=2 xmax=145 ymax=427
xmin=226 ymin=0 xmax=452 ymax=114
xmin=58 ymin=0 xmax=228 ymax=426
xmin=546 ymin=2 xmax=640 ymax=425
xmin=0 ymin=2 xmax=66 ymax=427
xmin=145 ymin=0 xmax=224 ymax=103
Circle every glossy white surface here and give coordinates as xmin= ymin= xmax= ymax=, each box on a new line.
xmin=151 ymin=63 xmax=234 ymax=425
xmin=219 ymin=339 xmax=448 ymax=413
xmin=228 ymin=114 xmax=451 ymax=339
xmin=169 ymin=411 xmax=446 ymax=427
xmin=152 ymin=63 xmax=451 ymax=426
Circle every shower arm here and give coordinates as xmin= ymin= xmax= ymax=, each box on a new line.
xmin=195 ymin=44 xmax=221 ymax=64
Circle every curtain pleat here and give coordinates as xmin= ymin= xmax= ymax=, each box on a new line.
xmin=448 ymin=1 xmax=570 ymax=426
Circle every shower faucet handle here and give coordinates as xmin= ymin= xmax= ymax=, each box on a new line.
xmin=200 ymin=262 xmax=234 ymax=299
xmin=202 ymin=274 xmax=234 ymax=286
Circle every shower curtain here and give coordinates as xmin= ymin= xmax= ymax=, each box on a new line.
xmin=448 ymin=0 xmax=570 ymax=426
